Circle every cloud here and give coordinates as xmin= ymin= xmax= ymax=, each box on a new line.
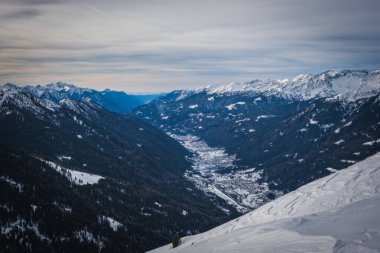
xmin=0 ymin=9 xmax=43 ymax=20
xmin=2 ymin=0 xmax=64 ymax=5
xmin=0 ymin=0 xmax=379 ymax=92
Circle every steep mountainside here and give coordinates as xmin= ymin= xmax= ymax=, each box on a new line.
xmin=133 ymin=69 xmax=380 ymax=213
xmin=0 ymin=85 xmax=233 ymax=252
xmin=150 ymin=152 xmax=380 ymax=253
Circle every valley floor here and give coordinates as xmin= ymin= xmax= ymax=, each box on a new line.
xmin=170 ymin=134 xmax=278 ymax=214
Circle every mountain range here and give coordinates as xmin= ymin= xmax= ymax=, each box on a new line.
xmin=1 ymin=69 xmax=380 ymax=252
xmin=0 ymin=84 xmax=233 ymax=252
xmin=8 ymin=82 xmax=161 ymax=114
xmin=133 ymin=69 xmax=380 ymax=212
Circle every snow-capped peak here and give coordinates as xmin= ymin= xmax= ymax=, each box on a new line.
xmin=291 ymin=73 xmax=312 ymax=82
xmin=39 ymin=82 xmax=93 ymax=96
xmin=45 ymin=82 xmax=77 ymax=91
xmin=0 ymin=82 xmax=99 ymax=117
xmin=0 ymin=84 xmax=22 ymax=107
xmin=200 ymin=69 xmax=380 ymax=102
xmin=276 ymin=78 xmax=289 ymax=84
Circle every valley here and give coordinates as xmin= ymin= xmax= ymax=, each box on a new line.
xmin=1 ymin=69 xmax=380 ymax=252
xmin=170 ymin=134 xmax=278 ymax=213
xmin=134 ymin=70 xmax=380 ymax=215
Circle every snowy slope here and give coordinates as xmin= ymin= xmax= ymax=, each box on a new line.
xmin=149 ymin=152 xmax=380 ymax=253
xmin=184 ymin=69 xmax=380 ymax=102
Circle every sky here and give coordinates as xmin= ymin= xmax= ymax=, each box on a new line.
xmin=0 ymin=0 xmax=380 ymax=93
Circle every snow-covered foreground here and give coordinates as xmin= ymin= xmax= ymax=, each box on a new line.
xmin=149 ymin=152 xmax=380 ymax=253
xmin=170 ymin=134 xmax=277 ymax=213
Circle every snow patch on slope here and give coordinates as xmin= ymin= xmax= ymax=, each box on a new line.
xmin=39 ymin=159 xmax=104 ymax=185
xmin=1 ymin=219 xmax=51 ymax=242
xmin=100 ymin=216 xmax=124 ymax=232
xmin=225 ymin=102 xmax=245 ymax=110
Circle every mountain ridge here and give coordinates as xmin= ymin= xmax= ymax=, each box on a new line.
xmin=1 ymin=82 xmax=162 ymax=113
xmin=175 ymin=69 xmax=380 ymax=102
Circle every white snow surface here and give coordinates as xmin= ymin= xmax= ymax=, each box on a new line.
xmin=39 ymin=158 xmax=104 ymax=185
xmin=1 ymin=219 xmax=51 ymax=242
xmin=74 ymin=228 xmax=104 ymax=249
xmin=149 ymin=152 xmax=380 ymax=253
xmin=255 ymin=115 xmax=274 ymax=121
xmin=0 ymin=176 xmax=23 ymax=192
xmin=188 ymin=104 xmax=199 ymax=109
xmin=225 ymin=102 xmax=245 ymax=110
xmin=102 ymin=216 xmax=123 ymax=232
xmin=57 ymin=155 xmax=72 ymax=161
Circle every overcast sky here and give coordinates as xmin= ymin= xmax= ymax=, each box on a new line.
xmin=1 ymin=0 xmax=379 ymax=92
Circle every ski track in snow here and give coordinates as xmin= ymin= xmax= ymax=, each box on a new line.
xmin=170 ymin=134 xmax=277 ymax=213
xmin=149 ymin=152 xmax=380 ymax=253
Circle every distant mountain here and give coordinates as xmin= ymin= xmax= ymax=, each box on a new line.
xmin=0 ymin=84 xmax=233 ymax=252
xmin=8 ymin=82 xmax=162 ymax=113
xmin=149 ymin=152 xmax=380 ymax=253
xmin=187 ymin=69 xmax=380 ymax=102
xmin=133 ymin=69 xmax=380 ymax=213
